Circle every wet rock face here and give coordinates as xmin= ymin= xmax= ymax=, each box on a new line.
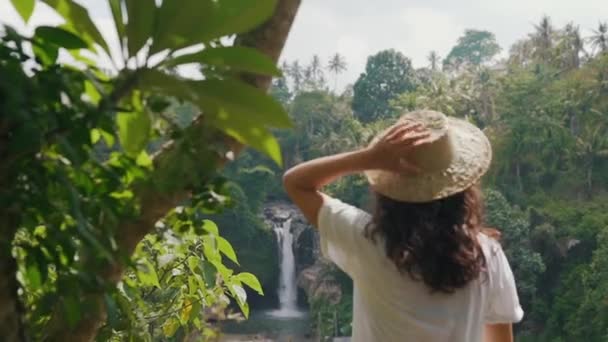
xmin=297 ymin=262 xmax=342 ymax=305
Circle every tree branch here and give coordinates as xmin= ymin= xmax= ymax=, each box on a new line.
xmin=46 ymin=1 xmax=301 ymax=340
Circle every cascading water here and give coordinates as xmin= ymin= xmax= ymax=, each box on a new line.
xmin=269 ymin=218 xmax=303 ymax=318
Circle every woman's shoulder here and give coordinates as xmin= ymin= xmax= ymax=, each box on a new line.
xmin=477 ymin=229 xmax=503 ymax=260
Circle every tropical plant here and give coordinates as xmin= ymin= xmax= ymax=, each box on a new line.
xmin=328 ymin=53 xmax=347 ymax=93
xmin=531 ymin=15 xmax=556 ymax=63
xmin=588 ymin=22 xmax=608 ymax=56
xmin=0 ymin=0 xmax=301 ymax=341
xmin=427 ymin=51 xmax=441 ymax=72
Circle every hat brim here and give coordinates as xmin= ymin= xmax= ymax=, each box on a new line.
xmin=364 ymin=117 xmax=492 ymax=203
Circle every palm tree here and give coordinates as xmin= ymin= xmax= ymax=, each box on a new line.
xmin=327 ymin=53 xmax=347 ymax=93
xmin=508 ymin=39 xmax=535 ymax=67
xmin=289 ymin=60 xmax=303 ymax=93
xmin=531 ymin=15 xmax=555 ymax=63
xmin=562 ymin=23 xmax=585 ymax=69
xmin=589 ymin=22 xmax=608 ymax=56
xmin=573 ymin=112 xmax=608 ymax=197
xmin=309 ymin=55 xmax=325 ymax=90
xmin=427 ymin=51 xmax=440 ymax=71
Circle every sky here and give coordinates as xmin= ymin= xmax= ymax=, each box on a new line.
xmin=1 ymin=0 xmax=607 ymax=88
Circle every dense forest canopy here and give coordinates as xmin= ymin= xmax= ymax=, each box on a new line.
xmin=1 ymin=0 xmax=300 ymax=340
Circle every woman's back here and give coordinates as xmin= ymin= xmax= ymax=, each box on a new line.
xmin=318 ymin=197 xmax=523 ymax=342
xmin=283 ymin=110 xmax=523 ymax=341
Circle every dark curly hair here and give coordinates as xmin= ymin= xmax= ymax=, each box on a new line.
xmin=365 ymin=185 xmax=487 ymax=293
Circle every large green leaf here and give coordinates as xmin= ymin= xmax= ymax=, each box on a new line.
xmin=42 ymin=0 xmax=110 ymax=55
xmin=228 ymin=283 xmax=249 ymax=317
xmin=202 ymin=220 xmax=219 ymax=235
xmin=192 ymin=79 xmax=291 ymax=128
xmin=138 ymin=70 xmax=196 ymax=102
xmin=150 ymin=0 xmax=215 ymax=54
xmin=116 ymin=110 xmax=151 ymax=157
xmin=208 ymin=108 xmax=283 ymax=165
xmin=109 ymin=0 xmax=125 ymax=49
xmin=136 ymin=259 xmax=160 ymax=288
xmin=235 ymin=272 xmax=263 ymax=295
xmin=162 ymin=317 xmax=179 ymax=337
xmin=35 ymin=26 xmax=88 ymax=50
xmin=150 ymin=0 xmax=277 ymax=54
xmin=197 ymin=0 xmax=278 ymax=42
xmin=10 ymin=0 xmax=35 ymax=23
xmin=164 ymin=46 xmax=281 ymax=77
xmin=125 ymin=0 xmax=156 ymax=57
xmin=32 ymin=40 xmax=59 ymax=65
xmin=217 ymin=236 xmax=238 ymax=265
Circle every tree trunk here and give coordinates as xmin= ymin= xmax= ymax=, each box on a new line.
xmin=45 ymin=0 xmax=301 ymax=340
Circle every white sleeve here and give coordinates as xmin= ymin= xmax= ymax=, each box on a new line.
xmin=317 ymin=197 xmax=371 ymax=276
xmin=484 ymin=240 xmax=525 ymax=324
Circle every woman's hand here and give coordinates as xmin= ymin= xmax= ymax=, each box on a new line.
xmin=283 ymin=122 xmax=430 ymax=227
xmin=363 ymin=122 xmax=431 ymax=174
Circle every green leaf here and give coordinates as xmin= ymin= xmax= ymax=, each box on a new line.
xmin=35 ymin=26 xmax=88 ymax=50
xmin=162 ymin=316 xmax=179 ymax=337
xmin=32 ymin=41 xmax=59 ymax=65
xmin=202 ymin=235 xmax=221 ymax=263
xmin=180 ymin=299 xmax=193 ymax=323
xmin=100 ymin=129 xmax=115 ymax=147
xmin=109 ymin=0 xmax=125 ymax=46
xmin=104 ymin=294 xmax=120 ymax=328
xmin=136 ymin=150 xmax=153 ymax=169
xmin=202 ymin=220 xmax=219 ymax=235
xmin=90 ymin=128 xmax=101 ymax=144
xmin=217 ymin=236 xmax=238 ymax=265
xmin=138 ymin=70 xmax=196 ymax=102
xmin=62 ymin=295 xmax=81 ymax=328
xmin=189 ymin=300 xmax=201 ymax=323
xmin=193 ymin=79 xmax=291 ymax=128
xmin=149 ymin=0 xmax=214 ymax=54
xmin=42 ymin=0 xmax=110 ymax=55
xmin=235 ymin=272 xmax=263 ymax=295
xmin=186 ymin=256 xmax=199 ymax=273
xmin=197 ymin=0 xmax=278 ymax=42
xmin=116 ymin=111 xmax=151 ymax=157
xmin=136 ymin=259 xmax=160 ymax=288
xmin=84 ymin=80 xmax=101 ymax=105
xmin=125 ymin=0 xmax=156 ymax=57
xmin=187 ymin=276 xmax=197 ymax=295
xmin=10 ymin=0 xmax=35 ymax=23
xmin=211 ymin=109 xmax=283 ymax=165
xmin=228 ymin=283 xmax=249 ymax=317
xmin=25 ymin=263 xmax=42 ymax=288
xmin=165 ymin=47 xmax=281 ymax=77
xmin=150 ymin=0 xmax=276 ymax=53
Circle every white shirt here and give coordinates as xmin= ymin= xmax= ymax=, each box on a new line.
xmin=318 ymin=197 xmax=524 ymax=342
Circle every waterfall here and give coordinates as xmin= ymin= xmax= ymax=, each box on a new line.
xmin=270 ymin=218 xmax=303 ymax=318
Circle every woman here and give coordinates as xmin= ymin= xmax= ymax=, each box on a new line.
xmin=283 ymin=110 xmax=523 ymax=342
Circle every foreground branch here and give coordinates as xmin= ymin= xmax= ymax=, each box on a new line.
xmin=46 ymin=1 xmax=301 ymax=340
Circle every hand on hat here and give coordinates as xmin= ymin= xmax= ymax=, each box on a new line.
xmin=364 ymin=122 xmax=432 ymax=174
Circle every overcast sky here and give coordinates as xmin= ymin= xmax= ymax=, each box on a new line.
xmin=1 ymin=0 xmax=606 ymax=88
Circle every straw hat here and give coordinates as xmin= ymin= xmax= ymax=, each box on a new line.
xmin=364 ymin=110 xmax=492 ymax=203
